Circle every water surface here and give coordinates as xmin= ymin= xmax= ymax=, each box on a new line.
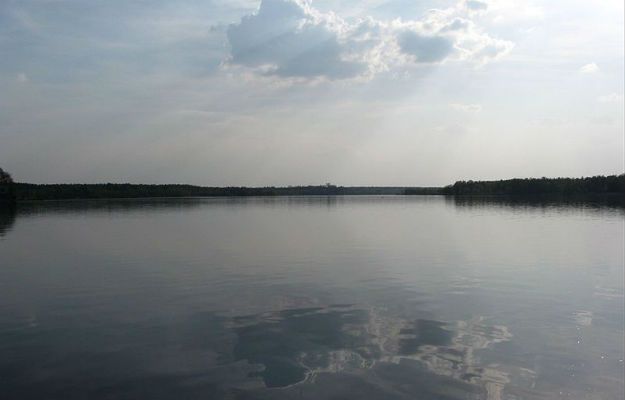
xmin=1 ymin=196 xmax=623 ymax=399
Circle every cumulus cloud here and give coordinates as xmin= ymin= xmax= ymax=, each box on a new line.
xmin=225 ymin=0 xmax=514 ymax=80
xmin=226 ymin=0 xmax=366 ymax=79
xmin=579 ymin=63 xmax=599 ymax=74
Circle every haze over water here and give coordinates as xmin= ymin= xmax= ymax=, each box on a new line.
xmin=0 ymin=196 xmax=623 ymax=399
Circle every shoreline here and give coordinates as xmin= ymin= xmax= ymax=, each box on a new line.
xmin=1 ymin=174 xmax=623 ymax=202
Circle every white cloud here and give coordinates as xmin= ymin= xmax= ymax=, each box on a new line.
xmin=579 ymin=63 xmax=599 ymax=74
xmin=225 ymin=0 xmax=514 ymax=81
xmin=226 ymin=0 xmax=366 ymax=80
xmin=451 ymin=103 xmax=482 ymax=112
xmin=597 ymin=93 xmax=624 ymax=103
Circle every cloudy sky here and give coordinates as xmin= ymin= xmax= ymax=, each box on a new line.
xmin=0 ymin=0 xmax=623 ymax=185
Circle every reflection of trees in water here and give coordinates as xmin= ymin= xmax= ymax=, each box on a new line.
xmin=13 ymin=198 xmax=211 ymax=216
xmin=0 ymin=207 xmax=16 ymax=237
xmin=448 ymin=194 xmax=625 ymax=213
xmin=10 ymin=197 xmax=349 ymax=218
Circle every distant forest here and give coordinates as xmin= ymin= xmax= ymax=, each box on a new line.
xmin=10 ymin=183 xmax=432 ymax=200
xmin=440 ymin=175 xmax=624 ymax=196
xmin=0 ymin=171 xmax=623 ymax=201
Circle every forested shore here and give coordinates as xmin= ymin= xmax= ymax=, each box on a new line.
xmin=1 ymin=169 xmax=623 ymax=202
xmin=440 ymin=175 xmax=624 ymax=196
xmin=10 ymin=183 xmax=427 ymax=200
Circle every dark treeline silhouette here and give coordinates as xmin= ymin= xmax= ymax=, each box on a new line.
xmin=403 ymin=187 xmax=444 ymax=195
xmin=0 ymin=167 xmax=13 ymax=184
xmin=1 ymin=164 xmax=623 ymax=201
xmin=12 ymin=183 xmax=420 ymax=200
xmin=0 ymin=168 xmax=16 ymax=203
xmin=441 ymin=175 xmax=624 ymax=196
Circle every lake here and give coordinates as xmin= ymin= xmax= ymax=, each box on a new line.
xmin=0 ymin=196 xmax=623 ymax=399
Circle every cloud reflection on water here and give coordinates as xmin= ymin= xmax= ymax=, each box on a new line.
xmin=230 ymin=304 xmax=528 ymax=399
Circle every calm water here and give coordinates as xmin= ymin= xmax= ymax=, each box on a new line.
xmin=1 ymin=196 xmax=623 ymax=400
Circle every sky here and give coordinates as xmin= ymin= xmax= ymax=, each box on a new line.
xmin=0 ymin=0 xmax=623 ymax=186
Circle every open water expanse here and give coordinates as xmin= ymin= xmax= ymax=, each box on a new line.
xmin=0 ymin=196 xmax=623 ymax=399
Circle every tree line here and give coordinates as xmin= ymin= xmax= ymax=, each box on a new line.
xmin=0 ymin=168 xmax=15 ymax=203
xmin=441 ymin=175 xmax=624 ymax=195
xmin=0 ymin=168 xmax=13 ymax=184
xmin=1 ymin=166 xmax=623 ymax=201
xmin=9 ymin=183 xmax=416 ymax=200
